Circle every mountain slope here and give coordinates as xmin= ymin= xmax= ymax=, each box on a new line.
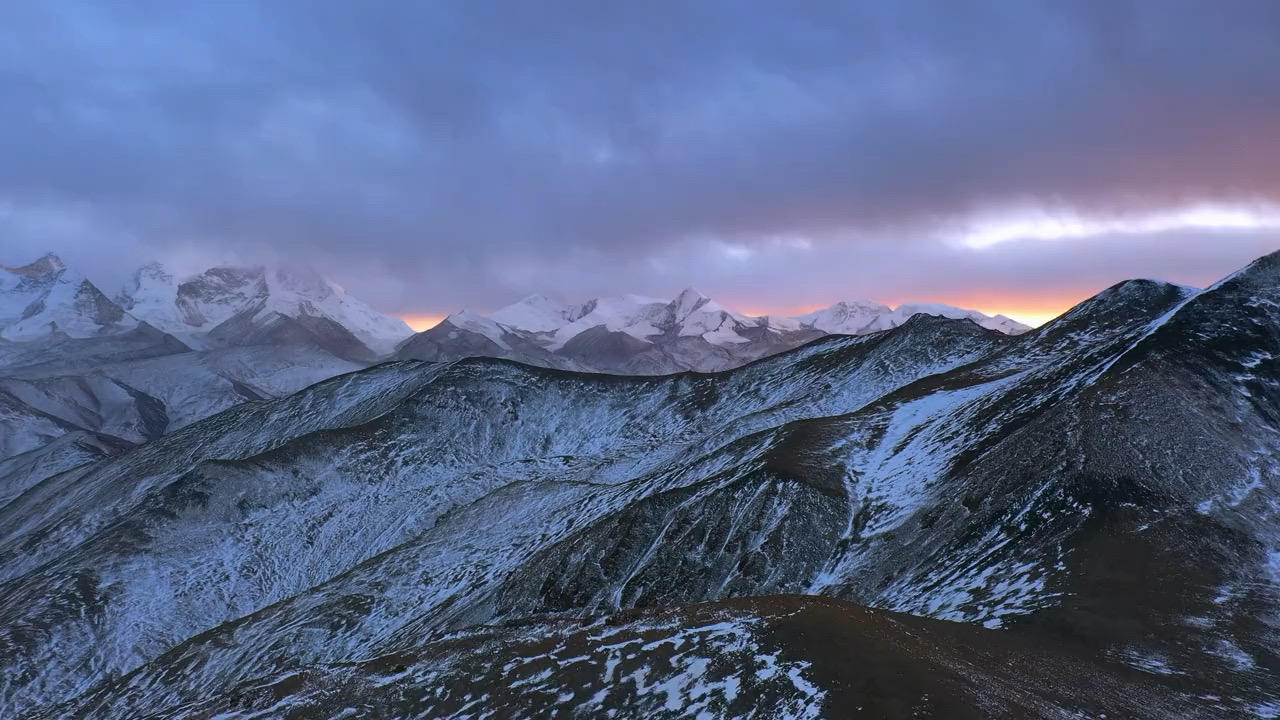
xmin=4 ymin=252 xmax=1279 ymax=717
xmin=0 ymin=326 xmax=363 ymax=470
xmin=68 ymin=597 xmax=1222 ymax=720
xmin=0 ymin=319 xmax=1005 ymax=715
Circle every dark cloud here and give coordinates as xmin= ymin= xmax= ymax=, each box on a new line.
xmin=1 ymin=0 xmax=1278 ymax=314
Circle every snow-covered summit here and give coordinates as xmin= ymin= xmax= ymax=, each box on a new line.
xmin=481 ymin=288 xmax=1030 ymax=349
xmin=4 ymin=253 xmax=67 ymax=279
xmin=979 ymin=313 xmax=1033 ymax=334
xmin=1 ymin=253 xmax=138 ymax=341
xmin=438 ymin=309 xmax=513 ymax=349
xmin=403 ymin=287 xmax=1034 ymax=373
xmin=118 ymin=263 xmax=414 ymax=355
xmin=672 ymin=286 xmax=712 ymax=318
xmin=796 ymin=299 xmax=893 ymax=334
xmin=798 ymin=299 xmax=1031 ymax=335
xmin=548 ymin=295 xmax=670 ymax=348
xmin=490 ymin=294 xmax=591 ymax=334
xmin=887 ymin=302 xmax=1032 ymax=334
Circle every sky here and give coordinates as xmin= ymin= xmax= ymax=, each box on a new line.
xmin=2 ymin=1 xmax=1279 ymax=328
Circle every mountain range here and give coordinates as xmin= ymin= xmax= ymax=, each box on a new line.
xmin=0 ymin=255 xmax=391 ymax=475
xmin=399 ymin=288 xmax=1029 ymax=373
xmin=0 ymin=250 xmax=1276 ymax=717
xmin=3 ymin=253 xmax=1027 ymax=369
xmin=0 ymin=253 xmax=1029 ymax=472
xmin=115 ymin=262 xmax=414 ymax=358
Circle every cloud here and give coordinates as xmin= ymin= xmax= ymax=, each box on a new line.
xmin=1 ymin=0 xmax=1278 ymax=314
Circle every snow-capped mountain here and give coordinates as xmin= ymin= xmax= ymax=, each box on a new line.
xmin=117 ymin=263 xmax=414 ymax=356
xmin=489 ymin=293 xmax=593 ymax=333
xmin=793 ymin=298 xmax=892 ymax=333
xmin=547 ymin=293 xmax=670 ymax=347
xmin=396 ymin=288 xmax=828 ymax=373
xmin=797 ymin=298 xmax=1029 ymax=335
xmin=0 ymin=254 xmax=138 ymax=340
xmin=4 ymin=251 xmax=1279 ymax=718
xmin=0 ymin=256 xmax=399 ymax=474
xmin=396 ymin=287 xmax=1029 ymax=373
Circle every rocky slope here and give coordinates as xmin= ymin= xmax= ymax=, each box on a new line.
xmin=95 ymin=597 xmax=1227 ymax=719
xmin=2 ymin=252 xmax=1278 ymax=717
xmin=0 ymin=320 xmax=364 ymax=472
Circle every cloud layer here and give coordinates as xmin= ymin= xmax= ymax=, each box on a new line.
xmin=2 ymin=0 xmax=1278 ymax=318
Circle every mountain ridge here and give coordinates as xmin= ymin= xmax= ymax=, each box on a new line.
xmin=396 ymin=288 xmax=1033 ymax=373
xmin=116 ymin=261 xmax=414 ymax=357
xmin=2 ymin=251 xmax=1278 ymax=717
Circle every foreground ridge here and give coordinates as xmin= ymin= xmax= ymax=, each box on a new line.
xmin=1 ymin=251 xmax=1277 ymax=718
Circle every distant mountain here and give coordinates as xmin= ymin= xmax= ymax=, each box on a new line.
xmin=0 ymin=253 xmax=138 ymax=340
xmin=0 ymin=256 xmax=389 ymax=471
xmin=396 ymin=287 xmax=1029 ymax=373
xmin=3 ymin=252 xmax=1027 ymax=375
xmin=5 ymin=251 xmax=1278 ymax=718
xmin=0 ymin=254 xmax=414 ymax=360
xmin=799 ymin=299 xmax=1028 ymax=335
xmin=396 ymin=288 xmax=828 ymax=373
xmin=117 ymin=262 xmax=414 ymax=358
xmin=489 ymin=292 xmax=594 ymax=332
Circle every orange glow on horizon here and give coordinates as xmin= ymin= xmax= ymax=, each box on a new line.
xmin=739 ymin=289 xmax=1091 ymax=329
xmin=908 ymin=290 xmax=1086 ymax=328
xmin=404 ymin=288 xmax=1096 ymax=334
xmin=399 ymin=314 xmax=447 ymax=332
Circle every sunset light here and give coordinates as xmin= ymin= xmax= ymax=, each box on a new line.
xmin=905 ymin=290 xmax=1093 ymax=328
xmin=399 ymin=314 xmax=447 ymax=332
xmin=741 ymin=292 xmax=1080 ymax=329
xmin=6 ymin=2 xmax=1280 ymax=714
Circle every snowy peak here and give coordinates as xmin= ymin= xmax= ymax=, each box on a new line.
xmin=490 ymin=294 xmax=588 ymax=334
xmin=266 ymin=266 xmax=334 ymax=302
xmin=890 ymin=302 xmax=986 ymax=329
xmin=664 ymin=289 xmax=758 ymax=345
xmin=119 ymin=263 xmax=413 ymax=355
xmin=1 ymin=254 xmax=137 ymax=341
xmin=129 ymin=261 xmax=174 ymax=287
xmin=176 ymin=267 xmax=267 ymax=329
xmin=801 ymin=300 xmax=1033 ymax=336
xmin=672 ymin=286 xmax=712 ymax=318
xmin=502 ymin=288 xmax=757 ymax=350
xmin=1 ymin=252 xmax=67 ymax=280
xmin=441 ymin=309 xmax=511 ymax=349
xmin=979 ymin=313 xmax=1033 ymax=334
xmin=797 ymin=299 xmax=891 ymax=334
xmin=548 ymin=294 xmax=669 ymax=349
xmin=896 ymin=303 xmax=1032 ymax=334
xmin=117 ymin=263 xmax=179 ymax=323
xmin=407 ymin=286 xmax=1034 ymax=372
